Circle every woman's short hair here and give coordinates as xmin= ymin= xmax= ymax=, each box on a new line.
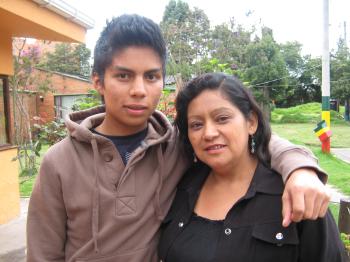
xmin=175 ymin=72 xmax=271 ymax=166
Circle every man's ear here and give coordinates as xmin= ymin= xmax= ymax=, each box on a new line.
xmin=248 ymin=111 xmax=258 ymax=135
xmin=92 ymin=72 xmax=104 ymax=96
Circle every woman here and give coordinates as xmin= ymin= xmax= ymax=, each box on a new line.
xmin=158 ymin=73 xmax=344 ymax=261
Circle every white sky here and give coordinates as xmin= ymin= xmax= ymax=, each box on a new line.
xmin=69 ymin=0 xmax=350 ymax=57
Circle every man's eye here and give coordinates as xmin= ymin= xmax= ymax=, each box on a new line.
xmin=116 ymin=73 xmax=129 ymax=79
xmin=146 ymin=74 xmax=160 ymax=81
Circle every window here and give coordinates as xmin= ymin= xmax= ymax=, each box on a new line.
xmin=0 ymin=76 xmax=11 ymax=146
xmin=54 ymin=94 xmax=87 ymax=120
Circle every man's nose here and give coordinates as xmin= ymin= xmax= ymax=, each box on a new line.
xmin=130 ymin=76 xmax=146 ymax=97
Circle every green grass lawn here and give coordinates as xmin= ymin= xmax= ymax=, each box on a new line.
xmin=329 ymin=203 xmax=340 ymax=224
xmin=270 ymin=103 xmax=350 ymax=223
xmin=271 ymin=122 xmax=350 ymax=195
xmin=19 ymin=176 xmax=36 ymax=197
xmin=271 ymin=122 xmax=350 ymax=148
xmin=19 ymin=144 xmax=50 ymax=197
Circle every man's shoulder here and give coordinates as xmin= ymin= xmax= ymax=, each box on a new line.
xmin=41 ymin=136 xmax=77 ymax=164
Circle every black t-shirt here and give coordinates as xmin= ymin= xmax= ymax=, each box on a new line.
xmin=166 ymin=212 xmax=223 ymax=262
xmin=92 ymin=128 xmax=148 ymax=165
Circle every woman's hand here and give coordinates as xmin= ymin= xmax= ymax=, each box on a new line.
xmin=282 ymin=168 xmax=331 ymax=227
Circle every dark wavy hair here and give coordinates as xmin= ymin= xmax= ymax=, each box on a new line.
xmin=175 ymin=73 xmax=271 ymax=166
xmin=92 ymin=14 xmax=167 ymax=83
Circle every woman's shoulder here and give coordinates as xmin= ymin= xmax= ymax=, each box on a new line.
xmin=177 ymin=163 xmax=210 ymax=191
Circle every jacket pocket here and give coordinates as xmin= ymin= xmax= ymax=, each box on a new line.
xmin=76 ymin=241 xmax=157 ymax=262
xmin=252 ymin=221 xmax=299 ymax=262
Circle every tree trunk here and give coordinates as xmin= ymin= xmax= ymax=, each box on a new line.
xmin=175 ymin=73 xmax=184 ymax=96
xmin=345 ymin=99 xmax=350 ymax=121
xmin=262 ymin=86 xmax=271 ymax=121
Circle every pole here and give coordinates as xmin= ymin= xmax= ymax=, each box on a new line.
xmin=338 ymin=198 xmax=350 ymax=234
xmin=322 ymin=0 xmax=331 ymax=153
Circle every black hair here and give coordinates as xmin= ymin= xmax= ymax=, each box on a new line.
xmin=175 ymin=73 xmax=271 ymax=166
xmin=92 ymin=14 xmax=167 ymax=83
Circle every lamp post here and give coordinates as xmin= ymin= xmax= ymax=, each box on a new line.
xmin=321 ymin=0 xmax=331 ymax=153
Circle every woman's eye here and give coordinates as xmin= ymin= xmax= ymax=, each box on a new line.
xmin=216 ymin=115 xmax=230 ymax=123
xmin=189 ymin=122 xmax=203 ymax=130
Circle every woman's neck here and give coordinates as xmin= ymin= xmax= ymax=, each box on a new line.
xmin=210 ymin=155 xmax=258 ymax=185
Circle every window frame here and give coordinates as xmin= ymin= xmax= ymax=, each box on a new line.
xmin=0 ymin=75 xmax=12 ymax=148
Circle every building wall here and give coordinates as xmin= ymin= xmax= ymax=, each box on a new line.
xmin=0 ymin=32 xmax=13 ymax=75
xmin=0 ymin=147 xmax=20 ymax=224
xmin=36 ymin=70 xmax=93 ymax=122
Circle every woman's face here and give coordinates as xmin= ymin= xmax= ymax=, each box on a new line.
xmin=187 ymin=89 xmax=257 ymax=173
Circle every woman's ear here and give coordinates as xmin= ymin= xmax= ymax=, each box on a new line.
xmin=92 ymin=72 xmax=104 ymax=96
xmin=248 ymin=111 xmax=258 ymax=135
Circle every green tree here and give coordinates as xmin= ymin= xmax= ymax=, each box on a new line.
xmin=161 ymin=0 xmax=210 ymax=80
xmin=279 ymin=41 xmax=322 ymax=106
xmin=244 ymin=27 xmax=288 ymax=116
xmin=39 ymin=43 xmax=91 ymax=79
xmin=10 ymin=39 xmax=52 ymax=176
xmin=331 ymin=38 xmax=350 ymax=120
xmin=295 ymin=55 xmax=322 ymax=105
xmin=209 ymin=18 xmax=252 ymax=70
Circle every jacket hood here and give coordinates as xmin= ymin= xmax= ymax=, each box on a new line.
xmin=65 ymin=105 xmax=174 ymax=145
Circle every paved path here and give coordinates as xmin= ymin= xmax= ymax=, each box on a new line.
xmin=0 ymin=198 xmax=28 ymax=262
xmin=332 ymin=148 xmax=350 ymax=164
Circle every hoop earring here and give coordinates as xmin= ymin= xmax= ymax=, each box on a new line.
xmin=193 ymin=153 xmax=198 ymax=163
xmin=250 ymin=135 xmax=256 ymax=154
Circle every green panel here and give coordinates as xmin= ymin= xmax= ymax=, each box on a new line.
xmin=314 ymin=120 xmax=327 ymax=132
xmin=322 ymin=96 xmax=330 ymax=110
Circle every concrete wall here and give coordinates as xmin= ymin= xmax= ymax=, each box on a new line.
xmin=0 ymin=147 xmax=20 ymax=224
xmin=0 ymin=32 xmax=13 ymax=75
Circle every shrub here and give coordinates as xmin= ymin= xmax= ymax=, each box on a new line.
xmin=157 ymin=89 xmax=176 ymax=122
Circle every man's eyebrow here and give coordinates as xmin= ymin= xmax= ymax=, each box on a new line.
xmin=111 ymin=66 xmax=162 ymax=74
xmin=145 ymin=68 xmax=162 ymax=74
xmin=112 ymin=66 xmax=133 ymax=72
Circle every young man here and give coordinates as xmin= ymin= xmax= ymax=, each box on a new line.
xmin=27 ymin=15 xmax=329 ymax=262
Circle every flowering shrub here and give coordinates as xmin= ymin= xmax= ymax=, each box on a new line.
xmin=157 ymin=89 xmax=176 ymax=122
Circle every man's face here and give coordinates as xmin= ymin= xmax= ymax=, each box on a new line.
xmin=93 ymin=46 xmax=163 ymax=135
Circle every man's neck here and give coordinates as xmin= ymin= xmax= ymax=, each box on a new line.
xmin=95 ymin=118 xmax=147 ymax=137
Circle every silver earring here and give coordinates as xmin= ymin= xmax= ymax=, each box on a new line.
xmin=193 ymin=153 xmax=198 ymax=163
xmin=250 ymin=135 xmax=256 ymax=154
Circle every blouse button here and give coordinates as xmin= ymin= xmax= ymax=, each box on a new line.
xmin=224 ymin=228 xmax=232 ymax=235
xmin=276 ymin=232 xmax=284 ymax=240
xmin=178 ymin=222 xmax=184 ymax=228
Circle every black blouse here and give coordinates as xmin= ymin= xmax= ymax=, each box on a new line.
xmin=158 ymin=163 xmax=345 ymax=262
xmin=166 ymin=212 xmax=223 ymax=262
